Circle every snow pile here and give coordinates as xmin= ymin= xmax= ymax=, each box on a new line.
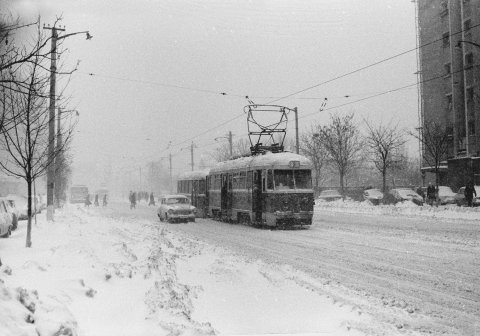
xmin=315 ymin=198 xmax=480 ymax=221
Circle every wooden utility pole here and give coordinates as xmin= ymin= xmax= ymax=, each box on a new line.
xmin=43 ymin=23 xmax=91 ymax=221
xmin=190 ymin=142 xmax=195 ymax=171
xmin=43 ymin=24 xmax=64 ymax=221
xmin=294 ymin=107 xmax=299 ymax=154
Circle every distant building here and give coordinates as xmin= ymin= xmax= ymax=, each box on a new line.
xmin=416 ymin=0 xmax=480 ymax=188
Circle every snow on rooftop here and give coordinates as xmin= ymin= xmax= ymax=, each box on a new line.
xmin=177 ymin=169 xmax=210 ymax=180
xmin=210 ymin=151 xmax=313 ymax=173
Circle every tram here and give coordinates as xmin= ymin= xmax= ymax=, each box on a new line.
xmin=206 ymin=151 xmax=314 ymax=228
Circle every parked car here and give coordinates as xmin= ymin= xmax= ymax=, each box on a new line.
xmin=454 ymin=186 xmax=480 ymax=206
xmin=437 ymin=186 xmax=456 ymax=205
xmin=157 ymin=195 xmax=197 ymax=223
xmin=0 ymin=197 xmax=19 ymax=230
xmin=5 ymin=194 xmax=39 ymax=220
xmin=317 ymin=189 xmax=343 ymax=202
xmin=363 ymin=189 xmax=384 ymax=205
xmin=386 ymin=188 xmax=424 ymax=206
xmin=0 ymin=199 xmax=13 ymax=237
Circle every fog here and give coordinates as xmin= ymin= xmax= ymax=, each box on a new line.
xmin=6 ymin=0 xmax=419 ymax=196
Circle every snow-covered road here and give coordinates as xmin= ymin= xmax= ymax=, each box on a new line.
xmin=108 ymin=202 xmax=479 ymax=336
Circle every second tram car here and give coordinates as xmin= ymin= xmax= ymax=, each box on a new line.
xmin=177 ymin=170 xmax=209 ymax=217
xmin=207 ymin=152 xmax=314 ymax=228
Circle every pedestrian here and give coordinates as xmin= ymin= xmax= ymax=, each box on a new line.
xmin=149 ymin=192 xmax=155 ymax=206
xmin=129 ymin=191 xmax=136 ymax=209
xmin=85 ymin=194 xmax=91 ymax=208
xmin=103 ymin=194 xmax=108 ymax=206
xmin=464 ymin=183 xmax=476 ymax=207
xmin=94 ymin=194 xmax=99 ymax=206
xmin=426 ymin=182 xmax=436 ymax=206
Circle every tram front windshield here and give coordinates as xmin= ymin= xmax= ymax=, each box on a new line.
xmin=274 ymin=170 xmax=312 ymax=190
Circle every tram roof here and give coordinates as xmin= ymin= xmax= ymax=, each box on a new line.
xmin=177 ymin=169 xmax=210 ymax=180
xmin=210 ymin=152 xmax=313 ymax=173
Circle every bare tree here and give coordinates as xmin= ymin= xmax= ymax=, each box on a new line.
xmin=316 ymin=113 xmax=363 ymax=197
xmin=364 ymin=120 xmax=406 ymax=193
xmin=300 ymin=124 xmax=328 ymax=190
xmin=410 ymin=119 xmax=449 ymax=187
xmin=211 ymin=138 xmax=250 ymax=162
xmin=0 ymin=54 xmax=77 ymax=247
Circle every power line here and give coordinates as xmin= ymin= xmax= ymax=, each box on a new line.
xmin=264 ymin=21 xmax=480 ymax=104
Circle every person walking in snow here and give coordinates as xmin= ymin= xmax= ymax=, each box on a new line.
xmin=129 ymin=191 xmax=136 ymax=209
xmin=85 ymin=194 xmax=91 ymax=208
xmin=464 ymin=183 xmax=476 ymax=207
xmin=426 ymin=182 xmax=436 ymax=206
xmin=94 ymin=194 xmax=99 ymax=206
xmin=148 ymin=192 xmax=155 ymax=206
xmin=103 ymin=194 xmax=108 ymax=206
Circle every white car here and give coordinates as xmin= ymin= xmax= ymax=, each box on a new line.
xmin=437 ymin=186 xmax=456 ymax=205
xmin=6 ymin=194 xmax=30 ymax=219
xmin=0 ymin=197 xmax=19 ymax=230
xmin=157 ymin=195 xmax=196 ymax=223
xmin=363 ymin=189 xmax=384 ymax=205
xmin=0 ymin=199 xmax=13 ymax=237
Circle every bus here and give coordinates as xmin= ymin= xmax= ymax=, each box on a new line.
xmin=70 ymin=185 xmax=89 ymax=204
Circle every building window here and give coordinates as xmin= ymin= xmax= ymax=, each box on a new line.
xmin=446 ymin=93 xmax=453 ymax=111
xmin=440 ymin=1 xmax=448 ymax=16
xmin=442 ymin=32 xmax=450 ymax=47
xmin=444 ymin=62 xmax=451 ymax=76
xmin=465 ymin=52 xmax=473 ymax=68
xmin=468 ymin=120 xmax=475 ymax=136
xmin=464 ymin=19 xmax=471 ymax=32
xmin=467 ymin=87 xmax=474 ymax=102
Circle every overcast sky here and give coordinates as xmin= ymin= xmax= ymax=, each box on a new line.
xmin=7 ymin=0 xmax=419 ymax=190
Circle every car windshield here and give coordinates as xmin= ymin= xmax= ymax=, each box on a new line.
xmin=397 ymin=189 xmax=418 ymax=198
xmin=274 ymin=170 xmax=312 ymax=190
xmin=320 ymin=190 xmax=340 ymax=197
xmin=166 ymin=197 xmax=189 ymax=204
xmin=366 ymin=189 xmax=382 ymax=196
xmin=438 ymin=186 xmax=455 ymax=196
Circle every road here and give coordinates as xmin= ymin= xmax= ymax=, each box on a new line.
xmin=108 ymin=201 xmax=479 ymax=335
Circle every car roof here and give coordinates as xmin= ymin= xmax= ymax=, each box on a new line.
xmin=162 ymin=194 xmax=189 ymax=199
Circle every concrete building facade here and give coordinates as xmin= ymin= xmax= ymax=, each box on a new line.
xmin=417 ymin=0 xmax=480 ymax=188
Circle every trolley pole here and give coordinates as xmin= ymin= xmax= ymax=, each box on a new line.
xmin=294 ymin=107 xmax=299 ymax=154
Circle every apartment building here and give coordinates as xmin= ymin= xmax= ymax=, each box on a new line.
xmin=417 ymin=0 xmax=480 ymax=187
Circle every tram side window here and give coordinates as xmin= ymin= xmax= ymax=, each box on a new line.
xmin=214 ymin=175 xmax=221 ymax=190
xmin=247 ymin=171 xmax=253 ymax=189
xmin=267 ymin=170 xmax=274 ymax=190
xmin=239 ymin=171 xmax=246 ymax=190
xmin=199 ymin=180 xmax=205 ymax=193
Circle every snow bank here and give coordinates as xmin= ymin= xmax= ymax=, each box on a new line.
xmin=315 ymin=199 xmax=480 ymax=221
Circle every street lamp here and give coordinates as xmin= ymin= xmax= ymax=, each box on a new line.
xmin=43 ymin=23 xmax=92 ymax=221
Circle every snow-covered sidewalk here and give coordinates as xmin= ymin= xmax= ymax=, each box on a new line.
xmin=0 ymin=204 xmax=369 ymax=336
xmin=316 ymin=199 xmax=480 ymax=221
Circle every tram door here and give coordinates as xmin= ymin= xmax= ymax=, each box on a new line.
xmin=252 ymin=170 xmax=263 ymax=222
xmin=221 ymin=174 xmax=233 ymax=216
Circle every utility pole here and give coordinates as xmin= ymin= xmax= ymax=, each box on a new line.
xmin=43 ymin=23 xmax=91 ymax=221
xmin=228 ymin=131 xmax=233 ymax=158
xmin=294 ymin=107 xmax=299 ymax=154
xmin=44 ymin=24 xmax=63 ymax=221
xmin=169 ymin=153 xmax=173 ymax=193
xmin=190 ymin=142 xmax=195 ymax=171
xmin=54 ymin=107 xmax=63 ymax=207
